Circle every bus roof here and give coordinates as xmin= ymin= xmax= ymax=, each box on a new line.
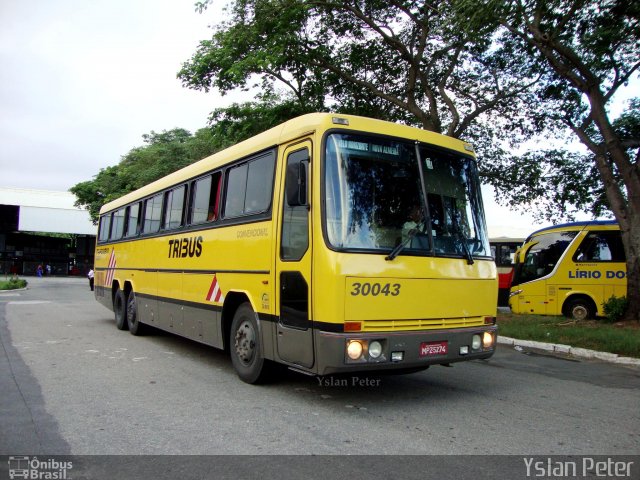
xmin=99 ymin=113 xmax=475 ymax=214
xmin=526 ymin=220 xmax=618 ymax=240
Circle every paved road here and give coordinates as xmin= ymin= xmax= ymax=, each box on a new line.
xmin=1 ymin=277 xmax=639 ymax=477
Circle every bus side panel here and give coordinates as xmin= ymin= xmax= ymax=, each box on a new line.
xmin=182 ymin=272 xmax=223 ymax=348
xmin=157 ymin=271 xmax=183 ymax=332
xmin=512 ymin=279 xmax=548 ymax=315
xmin=551 ymin=261 xmax=627 ymax=317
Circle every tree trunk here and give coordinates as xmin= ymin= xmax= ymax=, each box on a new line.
xmin=588 ymin=97 xmax=640 ymax=321
xmin=624 ymin=213 xmax=640 ymax=320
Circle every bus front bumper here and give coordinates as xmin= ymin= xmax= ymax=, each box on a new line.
xmin=314 ymin=326 xmax=497 ymax=376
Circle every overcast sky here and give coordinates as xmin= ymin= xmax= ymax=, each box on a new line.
xmin=0 ymin=0 xmax=566 ymax=237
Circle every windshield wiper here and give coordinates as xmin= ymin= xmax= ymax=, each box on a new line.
xmin=455 ymin=225 xmax=475 ymax=265
xmin=385 ymin=224 xmax=424 ymax=261
xmin=445 ymin=204 xmax=475 ymax=265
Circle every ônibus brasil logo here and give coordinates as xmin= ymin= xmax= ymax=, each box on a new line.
xmin=8 ymin=456 xmax=73 ymax=480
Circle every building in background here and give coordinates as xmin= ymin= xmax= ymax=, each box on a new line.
xmin=0 ymin=187 xmax=95 ymax=276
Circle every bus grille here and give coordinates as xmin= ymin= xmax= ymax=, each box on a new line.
xmin=361 ymin=317 xmax=485 ymax=332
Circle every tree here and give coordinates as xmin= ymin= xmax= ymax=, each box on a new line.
xmin=454 ymin=0 xmax=640 ymax=318
xmin=71 ymin=128 xmax=219 ymax=223
xmin=182 ymin=0 xmax=639 ymax=319
xmin=180 ymin=0 xmax=540 ymax=134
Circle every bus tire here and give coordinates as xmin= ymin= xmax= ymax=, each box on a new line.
xmin=114 ymin=288 xmax=128 ymax=330
xmin=230 ymin=303 xmax=271 ymax=384
xmin=126 ymin=290 xmax=148 ymax=336
xmin=564 ymin=296 xmax=595 ymax=321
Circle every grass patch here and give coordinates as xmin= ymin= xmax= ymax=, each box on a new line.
xmin=498 ymin=312 xmax=640 ymax=359
xmin=0 ymin=278 xmax=28 ymax=290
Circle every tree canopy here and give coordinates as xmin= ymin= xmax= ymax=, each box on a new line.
xmin=71 ymin=128 xmax=219 ymax=222
xmin=178 ymin=0 xmax=639 ymax=223
xmin=72 ymin=0 xmax=639 ymax=317
xmin=177 ymin=0 xmax=639 ymax=318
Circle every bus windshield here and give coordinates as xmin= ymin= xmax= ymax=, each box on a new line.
xmin=323 ymin=133 xmax=490 ymax=258
xmin=513 ymin=231 xmax=578 ymax=284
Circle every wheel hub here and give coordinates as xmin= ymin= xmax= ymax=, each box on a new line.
xmin=572 ymin=305 xmax=588 ymax=321
xmin=235 ymin=320 xmax=256 ymax=364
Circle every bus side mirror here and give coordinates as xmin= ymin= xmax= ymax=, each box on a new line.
xmin=286 ymin=160 xmax=309 ymax=207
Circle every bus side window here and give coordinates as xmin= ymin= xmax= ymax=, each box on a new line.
xmin=190 ymin=173 xmax=221 ymax=224
xmin=110 ymin=208 xmax=126 ymax=240
xmin=164 ymin=185 xmax=186 ymax=230
xmin=142 ymin=193 xmax=163 ymax=234
xmin=125 ymin=202 xmax=141 ymax=237
xmin=574 ymin=231 xmax=625 ymax=262
xmin=98 ymin=214 xmax=111 ymax=242
xmin=210 ymin=172 xmax=222 ymax=221
xmin=224 ymin=164 xmax=248 ymax=218
xmin=224 ymin=151 xmax=275 ymax=219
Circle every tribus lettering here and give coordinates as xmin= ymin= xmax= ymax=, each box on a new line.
xmin=568 ymin=270 xmax=626 ymax=279
xmin=168 ymin=236 xmax=203 ymax=258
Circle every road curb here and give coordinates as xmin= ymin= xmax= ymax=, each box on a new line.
xmin=498 ymin=336 xmax=640 ymax=367
xmin=0 ymin=287 xmax=29 ymax=293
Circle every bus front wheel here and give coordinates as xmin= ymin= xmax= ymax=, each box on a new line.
xmin=564 ymin=297 xmax=595 ymax=321
xmin=114 ymin=288 xmax=128 ymax=330
xmin=230 ymin=303 xmax=271 ymax=384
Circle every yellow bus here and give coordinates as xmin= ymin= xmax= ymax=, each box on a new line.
xmin=94 ymin=113 xmax=498 ymax=383
xmin=509 ymin=220 xmax=625 ymax=320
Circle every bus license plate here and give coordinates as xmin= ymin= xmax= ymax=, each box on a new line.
xmin=419 ymin=341 xmax=448 ymax=357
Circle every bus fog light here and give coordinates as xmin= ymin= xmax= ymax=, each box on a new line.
xmin=347 ymin=340 xmax=364 ymax=360
xmin=471 ymin=335 xmax=481 ymax=350
xmin=483 ymin=332 xmax=494 ymax=349
xmin=369 ymin=341 xmax=382 ymax=359
xmin=460 ymin=346 xmax=469 ymax=355
xmin=391 ymin=351 xmax=404 ymax=362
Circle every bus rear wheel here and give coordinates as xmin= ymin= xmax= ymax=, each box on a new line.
xmin=564 ymin=297 xmax=595 ymax=321
xmin=230 ymin=303 xmax=271 ymax=384
xmin=126 ymin=290 xmax=149 ymax=336
xmin=114 ymin=288 xmax=128 ymax=330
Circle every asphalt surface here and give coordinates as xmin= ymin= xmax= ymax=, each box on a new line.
xmin=1 ymin=277 xmax=639 ymax=479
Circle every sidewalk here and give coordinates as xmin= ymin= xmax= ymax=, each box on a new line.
xmin=498 ymin=335 xmax=640 ymax=367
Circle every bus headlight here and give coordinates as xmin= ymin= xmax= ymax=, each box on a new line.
xmin=471 ymin=335 xmax=482 ymax=350
xmin=483 ymin=332 xmax=494 ymax=349
xmin=369 ymin=340 xmax=382 ymax=359
xmin=347 ymin=340 xmax=364 ymax=360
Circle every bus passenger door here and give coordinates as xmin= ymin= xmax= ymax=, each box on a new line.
xmin=275 ymin=141 xmax=314 ymax=369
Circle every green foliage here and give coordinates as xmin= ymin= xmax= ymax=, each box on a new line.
xmin=180 ymin=0 xmax=639 ymax=224
xmin=602 ymin=296 xmax=629 ymax=323
xmin=179 ymin=0 xmax=541 ymax=136
xmin=0 ymin=278 xmax=28 ymax=290
xmin=70 ymin=127 xmax=220 ymax=223
xmin=498 ymin=312 xmax=640 ymax=358
xmin=207 ymin=95 xmax=317 ymax=148
xmin=69 ymin=98 xmax=308 ymax=223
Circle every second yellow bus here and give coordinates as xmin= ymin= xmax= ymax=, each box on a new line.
xmin=509 ymin=220 xmax=626 ymax=320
